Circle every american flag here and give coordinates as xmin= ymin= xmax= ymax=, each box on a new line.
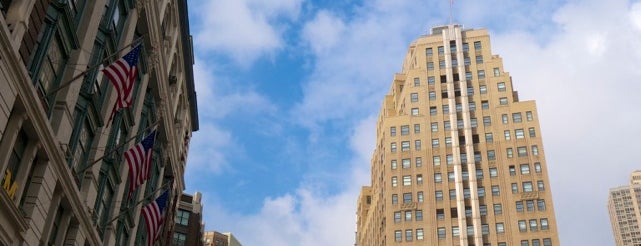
xmin=125 ymin=129 xmax=156 ymax=199
xmin=102 ymin=44 xmax=142 ymax=125
xmin=142 ymin=191 xmax=169 ymax=246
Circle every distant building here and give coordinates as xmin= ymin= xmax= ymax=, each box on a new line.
xmin=174 ymin=192 xmax=205 ymax=246
xmin=203 ymin=231 xmax=242 ymax=246
xmin=608 ymin=171 xmax=641 ymax=246
xmin=356 ymin=24 xmax=560 ymax=245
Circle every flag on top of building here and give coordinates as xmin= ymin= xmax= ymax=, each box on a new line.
xmin=125 ymin=129 xmax=156 ymax=200
xmin=142 ymin=190 xmax=169 ymax=246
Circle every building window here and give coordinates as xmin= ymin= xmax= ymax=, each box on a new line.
xmin=438 ymin=227 xmax=446 ymax=239
xmin=538 ymin=180 xmax=545 ymax=191
xmin=443 ymin=104 xmax=449 ymax=114
xmin=523 ymin=181 xmax=533 ymax=192
xmin=426 ymin=48 xmax=433 ymax=56
xmin=522 ymin=240 xmax=530 ymax=246
xmin=498 ymin=82 xmax=506 ymax=92
xmin=533 ymin=239 xmax=541 ymax=246
xmin=481 ymin=100 xmax=489 ymax=109
xmin=427 ymin=62 xmax=434 ymax=70
xmin=520 ymin=164 xmax=530 ymax=174
xmin=392 ymin=194 xmax=398 ymax=204
xmin=416 ymin=228 xmax=424 ymax=240
xmin=518 ymin=146 xmax=528 ymax=157
xmin=504 ymin=130 xmax=511 ymax=140
xmin=529 ymin=127 xmax=536 ymax=137
xmin=466 ymin=71 xmax=473 ymax=81
xmin=391 ymin=142 xmax=397 ymax=153
xmin=433 ymin=156 xmax=441 ymax=166
xmin=391 ymin=160 xmax=397 ymax=170
xmin=405 ymin=210 xmax=412 ymax=221
xmin=432 ymin=139 xmax=439 ymax=148
xmin=394 ymin=211 xmax=401 ymax=223
xmin=439 ymin=60 xmax=446 ymax=69
xmin=512 ymin=183 xmax=519 ymax=194
xmin=469 ymin=102 xmax=476 ymax=111
xmin=403 ymin=176 xmax=411 ymax=186
xmin=464 ymin=56 xmax=471 ymax=65
xmin=494 ymin=67 xmax=500 ymax=76
xmin=538 ymin=199 xmax=547 ymax=211
xmin=401 ymin=141 xmax=410 ymax=151
xmin=444 ymin=121 xmax=451 ymax=130
xmin=416 ymin=210 xmax=423 ymax=221
xmin=507 ymin=148 xmax=513 ymax=158
xmin=448 ymin=172 xmax=455 ymax=181
xmin=411 ymin=93 xmax=419 ymax=102
xmin=496 ymin=223 xmax=505 ymax=233
xmin=516 ymin=129 xmax=525 ymax=139
xmin=446 ymin=154 xmax=453 ymax=165
xmin=480 ymin=205 xmax=488 ymax=216
xmin=476 ymin=55 xmax=483 ymax=64
xmin=431 ymin=122 xmax=438 ymax=132
xmin=173 ymin=233 xmax=187 ymax=246
xmin=414 ymin=124 xmax=421 ymax=134
xmin=411 ymin=108 xmax=419 ymax=115
xmin=445 ymin=137 xmax=452 ymax=147
xmin=428 ymin=76 xmax=435 ymax=85
xmin=532 ymin=145 xmax=539 ymax=156
xmin=527 ymin=200 xmax=535 ymax=211
xmin=392 ymin=177 xmax=398 ymax=187
xmin=449 ymin=189 xmax=456 ymax=199
xmin=502 ymin=114 xmax=508 ymax=124
xmin=395 ymin=230 xmax=402 ymax=242
xmin=414 ymin=77 xmax=420 ymax=86
xmin=403 ymin=193 xmax=412 ymax=203
xmin=480 ymin=85 xmax=487 ymax=94
xmin=534 ymin=162 xmax=542 ymax=173
xmin=494 ymin=204 xmax=503 ymax=215
xmin=478 ymin=70 xmax=485 ymax=79
xmin=435 ymin=191 xmax=443 ymax=201
xmin=526 ymin=111 xmax=533 ymax=121
xmin=492 ymin=185 xmax=500 ymax=196
xmin=519 ymin=220 xmax=527 ymax=232
xmin=509 ymin=165 xmax=516 ymax=176
xmin=452 ymin=226 xmax=460 ymax=237
xmin=489 ymin=168 xmax=498 ymax=177
xmin=488 ymin=150 xmax=496 ymax=160
xmin=541 ymin=218 xmax=549 ymax=230
xmin=434 ymin=173 xmax=442 ymax=183
xmin=402 ymin=158 xmax=411 ymax=169
xmin=417 ymin=191 xmax=424 ymax=202
xmin=474 ymin=41 xmax=482 ymax=50
xmin=516 ymin=201 xmax=524 ymax=212
xmin=486 ymin=133 xmax=494 ymax=143
xmin=483 ymin=116 xmax=491 ymax=126
xmin=400 ymin=125 xmax=409 ymax=135
xmin=415 ymin=157 xmax=422 ymax=167
xmin=438 ymin=46 xmax=444 ymax=55
xmin=513 ymin=112 xmax=522 ymax=123
xmin=478 ymin=187 xmax=486 ymax=197
xmin=499 ymin=97 xmax=508 ymax=105
xmin=176 ymin=209 xmax=190 ymax=226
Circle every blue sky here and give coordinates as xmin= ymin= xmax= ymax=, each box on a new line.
xmin=183 ymin=0 xmax=641 ymax=245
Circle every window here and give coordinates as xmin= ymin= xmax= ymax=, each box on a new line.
xmin=529 ymin=127 xmax=536 ymax=137
xmin=416 ymin=210 xmax=423 ymax=221
xmin=527 ymin=200 xmax=535 ymax=211
xmin=403 ymin=193 xmax=412 ymax=203
xmin=468 ymin=86 xmax=474 ymax=96
xmin=480 ymin=205 xmax=487 ymax=216
xmin=436 ymin=208 xmax=445 ymax=220
xmin=452 ymin=226 xmax=460 ymax=237
xmin=485 ymin=133 xmax=494 ymax=143
xmin=402 ymin=141 xmax=410 ymax=151
xmin=488 ymin=150 xmax=496 ymax=160
xmin=443 ymin=104 xmax=449 ymax=114
xmin=541 ymin=218 xmax=549 ymax=230
xmin=482 ymin=117 xmax=491 ymax=127
xmin=392 ymin=177 xmax=398 ymax=187
xmin=176 ymin=209 xmax=190 ymax=226
xmin=431 ymin=122 xmax=438 ymax=132
xmin=438 ymin=227 xmax=446 ymax=239
xmin=427 ymin=62 xmax=434 ymax=70
xmin=494 ymin=204 xmax=503 ymax=215
xmin=519 ymin=220 xmax=527 ymax=232
xmin=489 ymin=168 xmax=498 ymax=177
xmin=429 ymin=91 xmax=436 ymax=100
xmin=426 ymin=48 xmax=433 ymax=56
xmin=411 ymin=108 xmax=419 ymax=115
xmin=533 ymin=239 xmax=541 ymax=246
xmin=478 ymin=70 xmax=485 ymax=79
xmin=526 ymin=111 xmax=533 ymax=121
xmin=390 ymin=126 xmax=396 ymax=136
xmin=435 ymin=191 xmax=443 ymax=201
xmin=414 ymin=77 xmax=420 ymax=86
xmin=476 ymin=169 xmax=484 ymax=180
xmin=391 ymin=142 xmax=397 ymax=152
xmin=446 ymin=154 xmax=453 ymax=165
xmin=543 ymin=239 xmax=552 ymax=246
xmin=475 ymin=152 xmax=482 ymax=163
xmin=434 ymin=173 xmax=442 ymax=183
xmin=414 ymin=124 xmax=421 ymax=134
xmin=456 ymin=103 xmax=462 ymax=112
xmin=466 ymin=71 xmax=472 ymax=81
xmin=403 ymin=176 xmax=411 ymax=186
xmin=449 ymin=189 xmax=456 ymax=199
xmin=504 ymin=130 xmax=511 ymax=140
xmin=523 ymin=181 xmax=533 ymax=192
xmin=538 ymin=180 xmax=545 ymax=191
xmin=405 ymin=210 xmax=412 ymax=221
xmin=507 ymin=148 xmax=513 ymax=158
xmin=448 ymin=172 xmax=455 ymax=181
xmin=482 ymin=224 xmax=489 ymax=235
xmin=521 ymin=164 xmax=530 ymax=174
xmin=416 ymin=228 xmax=424 ymax=240
xmin=480 ymin=85 xmax=487 ymax=94
xmin=478 ymin=187 xmax=486 ymax=197
xmin=535 ymin=162 xmax=542 ymax=173
xmin=433 ymin=156 xmax=441 ymax=166
xmin=509 ymin=165 xmax=516 ymax=176
xmin=400 ymin=125 xmax=409 ymax=135
xmin=467 ymin=225 xmax=474 ymax=236
xmin=482 ymin=100 xmax=489 ymax=109
xmin=496 ymin=223 xmax=505 ymax=233
xmin=417 ymin=191 xmax=424 ymax=202
xmin=438 ymin=46 xmax=444 ymax=55
xmin=469 ymin=102 xmax=476 ymax=111
xmin=532 ymin=145 xmax=539 ymax=156
xmin=394 ymin=211 xmax=401 ymax=223
xmin=499 ymin=97 xmax=508 ymax=105
xmin=513 ymin=112 xmax=522 ymax=123
xmin=494 ymin=67 xmax=500 ymax=76
xmin=512 ymin=183 xmax=519 ymax=194
xmin=464 ymin=188 xmax=470 ymax=198
xmin=498 ymin=82 xmax=506 ymax=92
xmin=521 ymin=240 xmax=530 ymax=246
xmin=474 ymin=41 xmax=482 ymax=50
xmin=428 ymin=76 xmax=435 ymax=85
xmin=439 ymin=60 xmax=446 ymax=69
xmin=518 ymin=146 xmax=528 ymax=157
xmin=492 ymin=185 xmax=500 ymax=196
xmin=430 ymin=106 xmax=437 ymax=115
xmin=395 ymin=230 xmax=402 ymax=242
xmin=432 ymin=139 xmax=439 ymax=148
xmin=392 ymin=194 xmax=398 ymax=204
xmin=173 ymin=233 xmax=187 ymax=246
xmin=516 ymin=129 xmax=525 ymax=139
xmin=476 ymin=55 xmax=483 ymax=64
xmin=444 ymin=121 xmax=451 ymax=130
xmin=502 ymin=114 xmax=508 ymax=124
xmin=445 ymin=137 xmax=452 ymax=147
xmin=416 ymin=157 xmax=422 ymax=167
xmin=410 ymin=93 xmax=418 ymax=102
xmin=391 ymin=160 xmax=397 ymax=170
xmin=538 ymin=199 xmax=546 ymax=211
xmin=471 ymin=118 xmax=478 ymax=128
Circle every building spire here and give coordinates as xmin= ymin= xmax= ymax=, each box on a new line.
xmin=449 ymin=0 xmax=454 ymax=24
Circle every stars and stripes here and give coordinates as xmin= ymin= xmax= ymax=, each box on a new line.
xmin=142 ymin=191 xmax=169 ymax=246
xmin=125 ymin=129 xmax=156 ymax=199
xmin=102 ymin=44 xmax=142 ymax=125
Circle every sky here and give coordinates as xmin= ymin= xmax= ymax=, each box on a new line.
xmin=183 ymin=0 xmax=641 ymax=245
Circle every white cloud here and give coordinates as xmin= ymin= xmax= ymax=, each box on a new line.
xmin=302 ymin=10 xmax=347 ymax=54
xmin=192 ymin=0 xmax=303 ymax=65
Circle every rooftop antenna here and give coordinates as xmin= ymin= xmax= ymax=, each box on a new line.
xmin=449 ymin=0 xmax=454 ymax=24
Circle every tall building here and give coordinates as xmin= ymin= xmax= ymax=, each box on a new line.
xmin=0 ymin=0 xmax=198 ymax=245
xmin=174 ymin=192 xmax=205 ymax=246
xmin=356 ymin=24 xmax=559 ymax=246
xmin=608 ymin=171 xmax=641 ymax=246
xmin=204 ymin=231 xmax=229 ymax=246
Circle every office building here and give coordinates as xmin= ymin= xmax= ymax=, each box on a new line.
xmin=356 ymin=24 xmax=559 ymax=245
xmin=608 ymin=171 xmax=641 ymax=246
xmin=174 ymin=192 xmax=205 ymax=246
xmin=0 ymin=0 xmax=198 ymax=245
xmin=203 ymin=231 xmax=243 ymax=246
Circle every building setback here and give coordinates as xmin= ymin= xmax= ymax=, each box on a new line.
xmin=204 ymin=231 xmax=243 ymax=246
xmin=0 ymin=0 xmax=198 ymax=245
xmin=356 ymin=24 xmax=559 ymax=246
xmin=174 ymin=192 xmax=205 ymax=246
xmin=608 ymin=171 xmax=641 ymax=246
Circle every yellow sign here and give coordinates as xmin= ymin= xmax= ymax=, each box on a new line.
xmin=3 ymin=169 xmax=18 ymax=200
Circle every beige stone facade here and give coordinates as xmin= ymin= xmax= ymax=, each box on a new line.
xmin=356 ymin=24 xmax=559 ymax=246
xmin=608 ymin=171 xmax=641 ymax=246
xmin=0 ymin=0 xmax=197 ymax=245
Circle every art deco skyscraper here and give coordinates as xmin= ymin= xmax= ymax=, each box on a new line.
xmin=356 ymin=25 xmax=559 ymax=246
xmin=608 ymin=171 xmax=641 ymax=246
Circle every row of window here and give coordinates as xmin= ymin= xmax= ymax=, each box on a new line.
xmin=394 ymin=228 xmax=424 ymax=242
xmin=425 ymin=41 xmax=482 ymax=57
xmin=390 ymin=155 xmax=544 ymax=175
xmin=432 ymin=221 xmax=552 ymax=239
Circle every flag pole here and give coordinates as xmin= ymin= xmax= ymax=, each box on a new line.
xmin=74 ymin=119 xmax=161 ymax=175
xmin=46 ymin=36 xmax=145 ymax=97
xmin=449 ymin=0 xmax=453 ymax=25
xmin=101 ymin=181 xmax=172 ymax=229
